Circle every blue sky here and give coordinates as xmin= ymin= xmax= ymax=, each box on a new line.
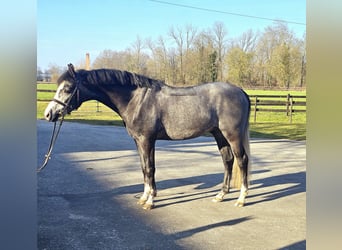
xmin=37 ymin=0 xmax=306 ymax=70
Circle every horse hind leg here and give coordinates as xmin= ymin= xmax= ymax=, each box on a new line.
xmin=218 ymin=127 xmax=250 ymax=207
xmin=212 ymin=145 xmax=234 ymax=203
xmin=230 ymin=139 xmax=249 ymax=207
xmin=211 ymin=130 xmax=234 ymax=203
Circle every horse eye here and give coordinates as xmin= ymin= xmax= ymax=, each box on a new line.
xmin=64 ymin=86 xmax=74 ymax=93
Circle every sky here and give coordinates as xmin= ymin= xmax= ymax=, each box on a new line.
xmin=37 ymin=0 xmax=306 ymax=71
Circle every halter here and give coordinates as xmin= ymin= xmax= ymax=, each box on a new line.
xmin=37 ymin=63 xmax=80 ymax=172
xmin=52 ymin=82 xmax=80 ymax=112
xmin=53 ymin=63 xmax=80 ymax=110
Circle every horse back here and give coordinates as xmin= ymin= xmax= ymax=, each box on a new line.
xmin=154 ymin=82 xmax=249 ymax=140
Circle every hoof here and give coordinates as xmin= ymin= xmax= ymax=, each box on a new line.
xmin=212 ymin=197 xmax=223 ymax=203
xmin=137 ymin=198 xmax=147 ymax=205
xmin=234 ymin=201 xmax=245 ymax=207
xmin=142 ymin=203 xmax=154 ymax=210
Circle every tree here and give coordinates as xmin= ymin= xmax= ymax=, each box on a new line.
xmin=126 ymin=36 xmax=149 ymax=75
xmin=145 ymin=37 xmax=159 ymax=80
xmin=168 ymin=25 xmax=197 ymax=85
xmin=226 ymin=47 xmax=254 ymax=86
xmin=209 ymin=50 xmax=218 ymax=82
xmin=211 ymin=22 xmax=228 ymax=81
xmin=226 ymin=30 xmax=258 ymax=86
xmin=168 ymin=26 xmax=184 ymax=84
xmin=47 ymin=63 xmax=65 ymax=82
xmin=269 ymin=43 xmax=291 ymax=88
xmin=153 ymin=36 xmax=173 ymax=83
xmin=255 ymin=22 xmax=305 ymax=88
xmin=37 ymin=67 xmax=44 ymax=81
xmin=92 ymin=49 xmax=128 ymax=69
xmin=192 ymin=30 xmax=216 ymax=83
xmin=236 ymin=29 xmax=258 ymax=53
xmin=90 ymin=21 xmax=305 ymax=88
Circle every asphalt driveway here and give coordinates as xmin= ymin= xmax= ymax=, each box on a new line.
xmin=37 ymin=120 xmax=306 ymax=250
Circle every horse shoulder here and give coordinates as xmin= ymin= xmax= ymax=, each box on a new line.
xmin=123 ymin=88 xmax=161 ymax=136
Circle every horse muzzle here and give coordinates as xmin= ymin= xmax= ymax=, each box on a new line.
xmin=44 ymin=108 xmax=60 ymax=122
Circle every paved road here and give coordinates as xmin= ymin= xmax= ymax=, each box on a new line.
xmin=37 ymin=120 xmax=306 ymax=250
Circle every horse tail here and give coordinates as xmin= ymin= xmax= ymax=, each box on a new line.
xmin=231 ymin=124 xmax=251 ymax=189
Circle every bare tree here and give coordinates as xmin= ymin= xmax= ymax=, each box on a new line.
xmin=236 ymin=29 xmax=258 ymax=53
xmin=92 ymin=49 xmax=128 ymax=70
xmin=37 ymin=67 xmax=44 ymax=81
xmin=255 ymin=22 xmax=304 ymax=88
xmin=226 ymin=30 xmax=258 ymax=86
xmin=47 ymin=63 xmax=65 ymax=82
xmin=90 ymin=21 xmax=305 ymax=88
xmin=168 ymin=24 xmax=197 ymax=85
xmin=145 ymin=36 xmax=169 ymax=82
xmin=156 ymin=36 xmax=172 ymax=83
xmin=211 ymin=22 xmax=228 ymax=81
xmin=127 ymin=35 xmax=148 ymax=74
xmin=168 ymin=26 xmax=185 ymax=84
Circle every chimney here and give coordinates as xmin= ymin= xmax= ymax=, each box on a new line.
xmin=85 ymin=53 xmax=90 ymax=70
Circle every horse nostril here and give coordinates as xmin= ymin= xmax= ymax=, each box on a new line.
xmin=45 ymin=110 xmax=52 ymax=121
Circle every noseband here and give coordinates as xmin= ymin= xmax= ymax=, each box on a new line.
xmin=52 ymin=84 xmax=80 ymax=112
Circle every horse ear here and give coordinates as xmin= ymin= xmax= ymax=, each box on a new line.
xmin=67 ymin=63 xmax=76 ymax=80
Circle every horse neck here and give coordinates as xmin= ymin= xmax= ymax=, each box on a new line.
xmin=89 ymin=84 xmax=137 ymax=117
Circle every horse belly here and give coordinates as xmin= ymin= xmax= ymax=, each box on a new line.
xmin=160 ymin=99 xmax=216 ymax=140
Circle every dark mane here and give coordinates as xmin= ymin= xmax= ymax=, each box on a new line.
xmin=58 ymin=68 xmax=164 ymax=89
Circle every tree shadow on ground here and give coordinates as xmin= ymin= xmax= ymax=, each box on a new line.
xmin=171 ymin=216 xmax=253 ymax=240
xmin=246 ymin=171 xmax=306 ymax=206
xmin=278 ymin=240 xmax=306 ymax=250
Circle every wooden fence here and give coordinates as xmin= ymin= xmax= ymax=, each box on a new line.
xmin=250 ymin=94 xmax=306 ymax=123
xmin=38 ymin=89 xmax=306 ymax=123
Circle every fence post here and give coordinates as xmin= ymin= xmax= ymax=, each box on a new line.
xmin=96 ymin=101 xmax=101 ymax=112
xmin=289 ymin=95 xmax=293 ymax=123
xmin=254 ymin=96 xmax=258 ymax=123
xmin=286 ymin=94 xmax=290 ymax=116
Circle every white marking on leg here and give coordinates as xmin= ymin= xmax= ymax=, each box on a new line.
xmin=142 ymin=184 xmax=150 ymax=200
xmin=235 ymin=184 xmax=248 ymax=207
xmin=146 ymin=193 xmax=154 ymax=206
xmin=142 ymin=189 xmax=155 ymax=210
xmin=212 ymin=191 xmax=226 ymax=202
xmin=138 ymin=183 xmax=150 ymax=205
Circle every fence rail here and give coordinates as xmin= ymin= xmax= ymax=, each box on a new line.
xmin=37 ymin=89 xmax=306 ymax=123
xmin=249 ymin=94 xmax=306 ymax=123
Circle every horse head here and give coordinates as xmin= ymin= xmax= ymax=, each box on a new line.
xmin=44 ymin=64 xmax=81 ymax=122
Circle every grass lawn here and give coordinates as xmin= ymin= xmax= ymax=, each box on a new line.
xmin=37 ymin=83 xmax=306 ymax=140
xmin=249 ymin=123 xmax=305 ymax=141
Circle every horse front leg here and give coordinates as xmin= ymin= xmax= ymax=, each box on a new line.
xmin=135 ymin=138 xmax=157 ymax=210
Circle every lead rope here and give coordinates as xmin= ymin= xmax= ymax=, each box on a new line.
xmin=37 ymin=63 xmax=78 ymax=173
xmin=37 ymin=112 xmax=67 ymax=172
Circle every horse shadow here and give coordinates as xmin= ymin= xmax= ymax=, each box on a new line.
xmin=111 ymin=168 xmax=305 ymax=208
